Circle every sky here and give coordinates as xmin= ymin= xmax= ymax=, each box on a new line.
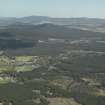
xmin=0 ymin=0 xmax=105 ymax=18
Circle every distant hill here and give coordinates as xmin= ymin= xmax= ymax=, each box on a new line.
xmin=0 ymin=22 xmax=105 ymax=51
xmin=0 ymin=16 xmax=105 ymax=26
xmin=1 ymin=22 xmax=105 ymax=41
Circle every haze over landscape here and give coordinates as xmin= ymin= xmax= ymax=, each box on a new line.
xmin=0 ymin=0 xmax=105 ymax=105
xmin=0 ymin=0 xmax=105 ymax=18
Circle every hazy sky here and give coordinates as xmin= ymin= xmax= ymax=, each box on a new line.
xmin=0 ymin=0 xmax=105 ymax=18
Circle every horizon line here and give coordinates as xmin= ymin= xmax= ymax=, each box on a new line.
xmin=0 ymin=15 xmax=105 ymax=20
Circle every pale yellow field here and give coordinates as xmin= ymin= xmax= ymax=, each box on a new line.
xmin=15 ymin=56 xmax=34 ymax=62
xmin=47 ymin=98 xmax=81 ymax=105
